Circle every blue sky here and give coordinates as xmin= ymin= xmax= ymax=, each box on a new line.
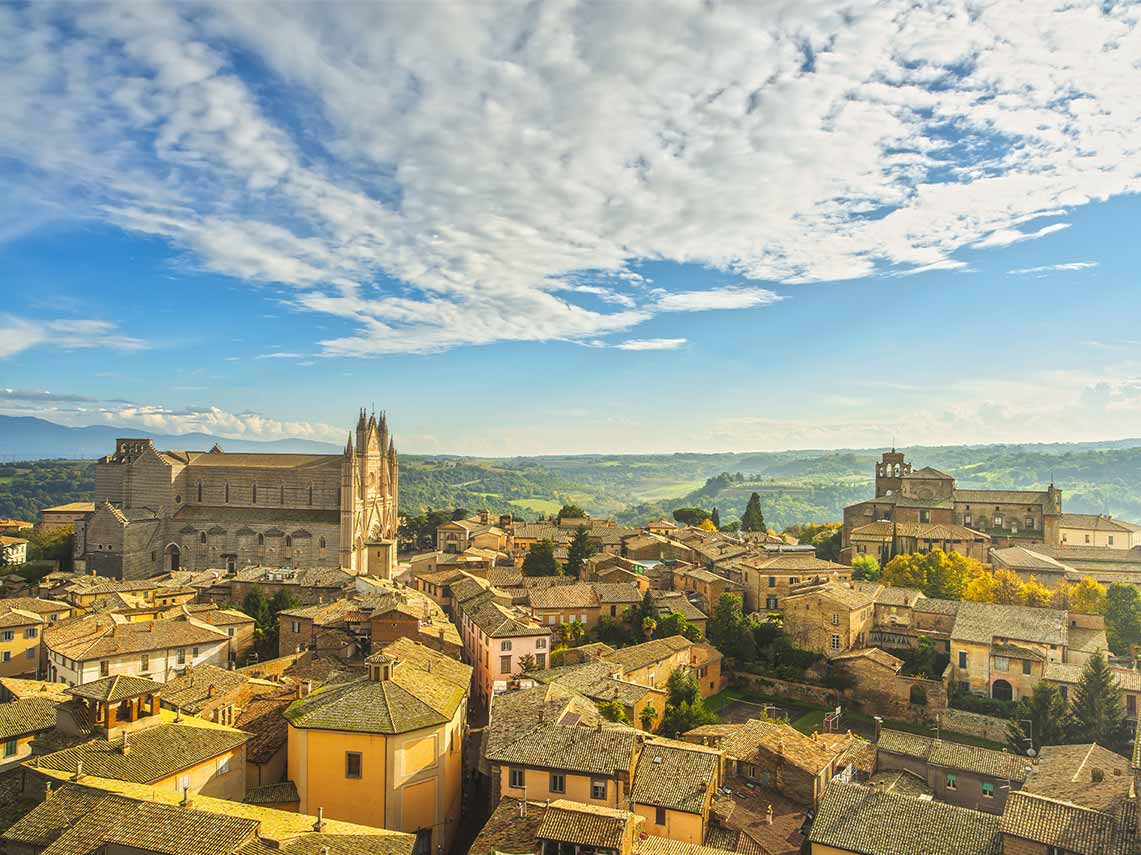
xmin=1 ymin=2 xmax=1139 ymax=455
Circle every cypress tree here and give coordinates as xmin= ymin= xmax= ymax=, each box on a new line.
xmin=1071 ymin=652 xmax=1128 ymax=751
xmin=741 ymin=492 xmax=767 ymax=532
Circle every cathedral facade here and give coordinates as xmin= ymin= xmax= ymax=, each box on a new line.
xmin=75 ymin=410 xmax=398 ymax=580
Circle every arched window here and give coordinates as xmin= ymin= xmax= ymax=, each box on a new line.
xmin=225 ymin=483 xmax=230 ymax=503
xmin=252 ymin=483 xmax=257 ymax=504
xmin=200 ymin=532 xmax=207 ymax=544
xmin=257 ymin=533 xmax=264 ymax=546
xmin=319 ymin=536 xmax=326 ymax=549
xmin=197 ymin=482 xmax=202 ymax=502
xmin=308 ymin=486 xmax=313 ymax=506
xmin=279 ymin=485 xmax=284 ymax=505
xmin=285 ymin=536 xmax=293 ymax=548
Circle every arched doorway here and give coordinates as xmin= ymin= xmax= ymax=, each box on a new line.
xmin=164 ymin=543 xmax=181 ymax=573
xmin=991 ymin=679 xmax=1013 ymax=702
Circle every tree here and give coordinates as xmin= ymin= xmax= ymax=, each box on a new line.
xmin=707 ymin=593 xmax=757 ymax=661
xmin=25 ymin=525 xmax=75 ymax=568
xmin=557 ymin=504 xmax=586 ymax=521
xmin=711 ymin=507 xmax=721 ymax=529
xmin=741 ymin=493 xmax=767 ymax=533
xmin=1007 ymin=683 xmax=1071 ymax=755
xmin=523 ymin=539 xmax=562 ymax=576
xmin=639 ymin=702 xmax=657 ymax=731
xmin=654 ymin=610 xmax=700 ymax=642
xmin=597 ymin=699 xmax=630 ymax=724
xmin=1105 ymin=583 xmax=1141 ymax=655
xmin=672 ymin=507 xmax=712 ymax=527
xmin=1070 ymin=652 xmax=1129 ymax=751
xmin=698 ymin=518 xmax=717 ymax=532
xmin=566 ymin=525 xmax=595 ymax=579
xmin=1050 ymin=579 xmax=1074 ymax=611
xmin=450 ymin=507 xmax=470 ymax=521
xmin=992 ymin=569 xmax=1025 ymax=605
xmin=850 ymin=554 xmax=880 ymax=581
xmin=963 ymin=569 xmax=998 ymax=603
xmin=1072 ymin=577 xmax=1108 ymax=615
xmin=593 ymin=616 xmax=634 ymax=647
xmin=517 ymin=653 xmax=539 ymax=674
xmin=882 ymin=554 xmax=925 ymax=590
xmin=1021 ymin=576 xmax=1052 ymax=608
xmin=569 ymin=619 xmax=586 ymax=646
xmin=641 ymin=616 xmax=658 ymax=641
xmin=659 ymin=669 xmax=717 ymax=737
xmin=882 ymin=550 xmax=980 ymax=600
xmin=242 ymin=587 xmax=274 ymax=654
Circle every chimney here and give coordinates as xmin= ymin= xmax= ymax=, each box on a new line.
xmin=873 ymin=716 xmax=883 ymax=742
xmin=766 ymin=804 xmax=774 ymax=825
xmin=180 ymin=785 xmax=192 ymax=807
xmin=313 ymin=807 xmax=326 ymax=832
xmin=71 ymin=760 xmax=83 ymax=782
xmin=119 ymin=732 xmax=130 ymax=755
xmin=44 ymin=782 xmax=53 ymax=800
xmin=306 ymin=680 xmax=312 ymax=696
xmin=174 ymin=706 xmax=183 ymax=723
xmin=207 ymin=685 xmax=216 ymax=698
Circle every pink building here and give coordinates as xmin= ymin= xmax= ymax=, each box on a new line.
xmin=457 ymin=589 xmax=550 ymax=710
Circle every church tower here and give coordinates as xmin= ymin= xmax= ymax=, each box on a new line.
xmin=875 ymin=449 xmax=911 ymax=497
xmin=340 ymin=408 xmax=399 ymax=576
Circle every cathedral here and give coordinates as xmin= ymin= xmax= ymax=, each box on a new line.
xmin=75 ymin=409 xmax=399 ymax=580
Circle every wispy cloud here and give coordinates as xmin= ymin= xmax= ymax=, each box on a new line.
xmin=1 ymin=2 xmax=1137 ymax=355
xmin=655 ymin=287 xmax=782 ymax=313
xmin=0 ymin=315 xmax=147 ymax=359
xmin=1008 ymin=262 xmax=1098 ymax=276
xmin=612 ymin=338 xmax=687 ymax=351
xmin=1 ymin=388 xmax=100 ymax=404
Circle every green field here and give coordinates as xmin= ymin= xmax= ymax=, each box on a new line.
xmin=508 ymin=497 xmax=563 ymax=515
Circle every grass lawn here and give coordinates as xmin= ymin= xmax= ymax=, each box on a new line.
xmin=508 ymin=498 xmax=562 ymax=515
xmin=633 ymin=479 xmax=708 ymax=502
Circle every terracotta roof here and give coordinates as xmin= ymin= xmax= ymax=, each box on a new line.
xmin=809 ymin=781 xmax=1002 ymax=855
xmin=46 ymin=616 xmax=229 ymax=661
xmin=42 ymin=502 xmax=96 ymax=513
xmin=876 ymin=728 xmax=1031 ymax=781
xmin=1000 ymin=790 xmax=1138 ymax=855
xmin=1060 ymin=513 xmax=1141 ymax=533
xmin=483 ymin=682 xmax=604 ymax=763
xmin=950 ymin=600 xmax=1067 ymax=646
xmin=630 ymin=739 xmax=720 ymax=814
xmin=1023 ymin=743 xmax=1135 ymax=811
xmin=234 ymin=690 xmax=293 ymax=765
xmin=33 ymin=721 xmax=250 ymax=783
xmin=0 ymin=677 xmax=70 ymax=700
xmin=0 ymin=596 xmax=71 ymax=616
xmin=591 ymin=582 xmax=644 ymax=604
xmin=991 ymin=546 xmax=1072 ymax=572
xmin=782 ymin=579 xmax=878 ymax=610
xmin=161 ymin=666 xmax=250 ymax=713
xmin=0 ymin=606 xmax=42 ymax=628
xmin=851 ymin=520 xmax=990 ymax=541
xmin=719 ymin=718 xmax=845 ymax=775
xmin=485 ymin=720 xmax=638 ymax=777
xmin=470 ymin=797 xmax=548 ymax=855
xmin=68 ymin=674 xmax=165 ymax=703
xmin=0 ymin=696 xmax=62 ymax=740
xmin=528 ymin=583 xmax=600 ymax=610
xmin=831 ymin=647 xmax=903 ymax=670
xmin=535 ymin=799 xmax=633 ymax=849
xmin=601 ymin=635 xmax=693 ymax=672
xmin=242 ymin=780 xmax=299 ymax=805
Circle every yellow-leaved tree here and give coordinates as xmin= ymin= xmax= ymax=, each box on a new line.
xmin=1071 ymin=577 xmax=1108 ymax=615
xmin=698 ymin=517 xmax=718 ymax=532
xmin=1049 ymin=579 xmax=1074 ymax=610
xmin=1021 ymin=576 xmax=1052 ymax=608
xmin=992 ymin=569 xmax=1025 ymax=605
xmin=963 ymin=570 xmax=998 ymax=603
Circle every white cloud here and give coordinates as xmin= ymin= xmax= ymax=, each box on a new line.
xmin=655 ymin=287 xmax=782 ymax=313
xmin=612 ymin=338 xmax=687 ymax=351
xmin=1008 ymin=261 xmax=1098 ymax=275
xmin=1 ymin=2 xmax=1138 ymax=355
xmin=0 ymin=315 xmax=147 ymax=358
xmin=95 ymin=404 xmax=341 ymax=442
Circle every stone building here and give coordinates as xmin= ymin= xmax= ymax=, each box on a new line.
xmin=840 ymin=450 xmax=1062 ymax=564
xmin=75 ymin=409 xmax=399 ymax=579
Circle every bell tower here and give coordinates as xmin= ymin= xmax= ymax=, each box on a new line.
xmin=339 ymin=408 xmax=399 ymax=576
xmin=875 ymin=449 xmax=910 ymax=497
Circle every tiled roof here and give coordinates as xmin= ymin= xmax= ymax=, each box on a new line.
xmin=1068 ymin=626 xmax=1108 ymax=655
xmin=42 ymin=501 xmax=96 ymax=512
xmin=0 ymin=677 xmax=70 ymax=700
xmin=2 ymin=785 xmax=260 ymax=855
xmin=809 ymin=781 xmax=1002 ymax=855
xmin=33 ymin=721 xmax=250 ymax=783
xmin=242 ymin=780 xmax=299 ymax=805
xmin=462 ymin=592 xmax=549 ymax=638
xmin=0 ymin=696 xmax=62 ymax=740
xmin=950 ymin=600 xmax=1067 ymax=646
xmin=470 ymin=797 xmax=549 ymax=855
xmin=991 ymin=546 xmax=1072 ymax=572
xmin=0 ymin=596 xmax=71 ymax=616
xmin=851 ymin=520 xmax=990 ymax=541
xmin=830 ymin=647 xmax=903 ymax=670
xmin=485 ymin=720 xmax=638 ymax=776
xmin=782 ymin=580 xmax=878 ymax=610
xmin=46 ymin=615 xmax=229 ymax=660
xmin=528 ymin=583 xmax=600 ymax=610
xmin=866 ymin=768 xmax=934 ymax=798
xmin=591 ymin=582 xmax=644 ymax=604
xmin=873 ymin=585 xmax=927 ymax=607
xmin=483 ymin=683 xmax=604 ymax=764
xmin=535 ymin=799 xmax=632 ymax=849
xmin=284 ymin=646 xmax=467 ymax=735
xmin=536 ymin=661 xmax=659 ymax=707
xmin=630 ymin=740 xmax=719 ymax=814
xmin=68 ymin=674 xmax=165 ymax=703
xmin=906 ymin=466 xmax=955 ymax=480
xmin=601 ymin=635 xmax=693 ymax=672
xmin=1060 ymin=513 xmax=1141 ymax=533
xmin=719 ymin=718 xmax=845 ymax=775
xmin=953 ymin=488 xmax=1053 ymax=506
xmin=231 ymin=565 xmax=353 ymax=587
xmin=280 ymin=834 xmax=415 ymax=855
xmin=161 ymin=666 xmax=250 ymax=713
xmin=876 ymin=728 xmax=1030 ymax=781
xmin=0 ymin=606 xmax=42 ymax=628
xmin=914 ymin=597 xmax=960 ymax=615
xmin=378 ymin=636 xmax=473 ymax=690
xmin=1023 ymin=743 xmax=1135 ymax=811
xmin=1000 ymin=790 xmax=1138 ymax=855
xmin=649 ymin=591 xmax=707 ymax=622
xmin=234 ymin=690 xmax=293 ymax=765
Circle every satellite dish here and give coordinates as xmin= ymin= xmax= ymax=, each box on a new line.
xmin=1026 ymin=748 xmax=1037 ymax=757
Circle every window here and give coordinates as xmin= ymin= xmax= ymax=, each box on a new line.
xmin=257 ymin=533 xmax=264 ymax=546
xmin=610 ymin=605 xmax=617 ymax=617
xmin=200 ymin=532 xmax=207 ymax=544
xmin=994 ymin=656 xmax=1010 ymax=672
xmin=981 ymin=782 xmax=994 ymax=798
xmin=993 ymin=515 xmax=1003 ymax=528
xmin=140 ymin=653 xmax=149 ymax=671
xmin=830 ymin=613 xmax=840 ymax=626
xmin=501 ymin=640 xmax=513 ymax=652
xmin=508 ymin=768 xmax=525 ymax=789
xmin=319 ymin=537 xmax=326 ymax=549
xmin=919 ymin=510 xmax=931 ymax=523
xmin=291 ymin=621 xmax=301 ymax=633
xmin=308 ymin=486 xmax=313 ymax=506
xmin=958 ymin=651 xmax=968 ymax=669
xmin=535 ymin=653 xmax=546 ymax=669
xmin=1127 ymin=694 xmax=1136 ymax=716
xmin=1085 ymin=534 xmax=1091 ymax=544
xmin=964 ymin=514 xmax=972 ymax=526
xmin=217 ymin=755 xmax=231 ymax=775
xmin=535 ymin=638 xmax=546 ymax=649
xmin=0 ymin=630 xmax=13 ymax=642
xmin=345 ymin=751 xmax=362 ymax=779
xmin=500 ymin=655 xmax=512 ymax=674
xmin=591 ymin=779 xmax=607 ymax=800
xmin=252 ymin=483 xmax=257 ymax=504
xmin=192 ymin=646 xmax=199 ymax=658
xmin=768 ymin=576 xmax=776 ymax=588
xmin=1 ymin=652 xmax=8 ymax=662
xmin=946 ymin=774 xmax=957 ymax=790
xmin=285 ymin=536 xmax=292 ymax=548
xmin=1026 ymin=517 xmax=1034 ymax=529
xmin=177 ymin=648 xmax=186 ymax=665
xmin=655 ymin=806 xmax=667 ymax=825
xmin=1022 ymin=660 xmax=1032 ymax=675
xmin=225 ymin=483 xmax=230 ymax=503
xmin=197 ymin=482 xmax=202 ymax=502
xmin=550 ymin=773 xmax=565 ymax=794
xmin=228 ymin=628 xmax=235 ymax=638
xmin=279 ymin=485 xmax=284 ymax=504
xmin=99 ymin=659 xmax=109 ymax=676
xmin=3 ymin=738 xmax=16 ymax=757
xmin=413 ymin=830 xmax=431 ymax=855
xmin=1109 ymin=535 xmax=1115 ymax=546
xmin=830 ymin=634 xmax=841 ymax=651
xmin=766 ymin=597 xmax=778 ymax=610
xmin=25 ymin=647 xmax=35 ymax=659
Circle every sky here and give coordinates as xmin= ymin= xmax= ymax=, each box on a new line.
xmin=1 ymin=0 xmax=1140 ymax=456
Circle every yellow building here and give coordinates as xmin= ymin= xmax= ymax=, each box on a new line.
xmin=285 ymin=638 xmax=472 ymax=854
xmin=0 ymin=607 xmax=43 ymax=678
xmin=0 ymin=695 xmax=61 ymax=770
xmin=629 ymin=740 xmax=721 ymax=845
xmin=1059 ymin=512 xmax=1141 ymax=549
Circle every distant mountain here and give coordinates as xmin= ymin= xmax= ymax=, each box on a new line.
xmin=0 ymin=415 xmax=342 ymax=460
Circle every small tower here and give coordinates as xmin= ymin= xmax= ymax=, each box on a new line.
xmin=875 ymin=449 xmax=911 ymax=497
